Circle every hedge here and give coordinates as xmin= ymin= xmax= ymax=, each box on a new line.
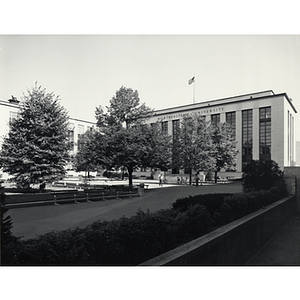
xmin=1 ymin=187 xmax=287 ymax=266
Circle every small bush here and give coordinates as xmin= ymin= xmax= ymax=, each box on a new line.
xmin=172 ymin=193 xmax=232 ymax=215
xmin=175 ymin=204 xmax=212 ymax=243
xmin=242 ymin=160 xmax=287 ymax=195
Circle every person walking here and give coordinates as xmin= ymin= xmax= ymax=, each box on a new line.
xmin=180 ymin=176 xmax=184 ymax=185
xmin=159 ymin=173 xmax=163 ymax=187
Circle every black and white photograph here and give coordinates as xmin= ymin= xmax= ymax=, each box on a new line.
xmin=1 ymin=2 xmax=299 ymax=299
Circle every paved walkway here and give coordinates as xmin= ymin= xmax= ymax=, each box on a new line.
xmin=245 ymin=213 xmax=300 ymax=266
xmin=9 ymin=182 xmax=242 ymax=240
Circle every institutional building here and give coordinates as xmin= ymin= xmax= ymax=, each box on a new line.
xmin=145 ymin=90 xmax=297 ymax=175
xmin=1 ymin=90 xmax=298 ymax=179
xmin=0 ymin=96 xmax=96 ymax=157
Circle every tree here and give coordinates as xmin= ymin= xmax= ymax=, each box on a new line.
xmin=242 ymin=160 xmax=287 ymax=195
xmin=109 ymin=126 xmax=149 ymax=186
xmin=73 ymin=130 xmax=98 ymax=178
xmin=107 ymin=86 xmax=153 ymax=129
xmin=209 ymin=122 xmax=238 ymax=183
xmin=94 ymin=86 xmax=171 ymax=187
xmin=145 ymin=123 xmax=173 ymax=173
xmin=0 ymin=84 xmax=70 ymax=188
xmin=176 ymin=115 xmax=213 ymax=184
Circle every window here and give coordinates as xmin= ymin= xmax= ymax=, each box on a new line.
xmin=172 ymin=120 xmax=180 ymax=174
xmin=211 ymin=114 xmax=220 ymax=127
xmin=242 ymin=109 xmax=253 ymax=170
xmin=161 ymin=121 xmax=168 ymax=134
xmin=226 ymin=111 xmax=236 ymax=139
xmin=259 ymin=107 xmax=271 ymax=161
xmin=68 ymin=123 xmax=75 ymax=152
xmin=9 ymin=111 xmax=19 ymax=124
xmin=172 ymin=119 xmax=180 ymax=141
xmin=77 ymin=124 xmax=84 ymax=151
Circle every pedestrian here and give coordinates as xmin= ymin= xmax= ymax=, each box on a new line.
xmin=180 ymin=176 xmax=184 ymax=185
xmin=177 ymin=177 xmax=180 ymax=185
xmin=159 ymin=173 xmax=163 ymax=186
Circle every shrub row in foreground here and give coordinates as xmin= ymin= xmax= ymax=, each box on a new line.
xmin=1 ymin=187 xmax=287 ymax=266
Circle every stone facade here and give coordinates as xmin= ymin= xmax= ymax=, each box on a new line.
xmin=146 ymin=90 xmax=297 ymax=173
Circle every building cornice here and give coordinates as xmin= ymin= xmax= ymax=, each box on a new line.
xmin=152 ymin=90 xmax=297 ymax=116
xmin=69 ymin=117 xmax=96 ymax=125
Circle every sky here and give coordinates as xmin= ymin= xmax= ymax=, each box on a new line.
xmin=1 ymin=34 xmax=300 ymax=141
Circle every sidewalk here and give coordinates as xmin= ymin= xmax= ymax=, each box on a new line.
xmin=245 ymin=214 xmax=300 ymax=266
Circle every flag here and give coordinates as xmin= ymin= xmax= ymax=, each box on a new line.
xmin=188 ymin=76 xmax=195 ymax=85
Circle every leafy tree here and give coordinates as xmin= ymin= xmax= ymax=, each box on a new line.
xmin=176 ymin=115 xmax=212 ymax=184
xmin=108 ymin=126 xmax=150 ymax=186
xmin=95 ymin=86 xmax=159 ymax=186
xmin=242 ymin=160 xmax=287 ymax=195
xmin=209 ymin=122 xmax=238 ymax=183
xmin=142 ymin=122 xmax=172 ymax=173
xmin=107 ymin=86 xmax=153 ymax=129
xmin=102 ymin=124 xmax=172 ymax=187
xmin=73 ymin=130 xmax=98 ymax=178
xmin=0 ymin=84 xmax=70 ymax=188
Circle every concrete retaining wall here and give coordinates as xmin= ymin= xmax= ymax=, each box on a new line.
xmin=284 ymin=167 xmax=300 ymax=212
xmin=140 ymin=194 xmax=296 ymax=266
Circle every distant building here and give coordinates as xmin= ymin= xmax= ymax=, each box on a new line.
xmin=0 ymin=96 xmax=96 ymax=157
xmin=296 ymin=141 xmax=300 ymax=166
xmin=145 ymin=90 xmax=297 ymax=175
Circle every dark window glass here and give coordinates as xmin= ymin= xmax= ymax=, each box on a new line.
xmin=161 ymin=121 xmax=168 ymax=134
xmin=259 ymin=107 xmax=271 ymax=161
xmin=226 ymin=111 xmax=236 ymax=139
xmin=211 ymin=114 xmax=220 ymax=127
xmin=172 ymin=119 xmax=180 ymax=174
xmin=172 ymin=119 xmax=180 ymax=141
xmin=242 ymin=109 xmax=253 ymax=171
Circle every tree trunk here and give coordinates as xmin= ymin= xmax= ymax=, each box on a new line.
xmin=189 ymin=168 xmax=192 ymax=185
xmin=128 ymin=166 xmax=133 ymax=187
xmin=214 ymin=170 xmax=218 ymax=183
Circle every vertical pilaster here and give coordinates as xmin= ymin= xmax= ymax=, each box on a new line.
xmin=220 ymin=113 xmax=226 ymax=123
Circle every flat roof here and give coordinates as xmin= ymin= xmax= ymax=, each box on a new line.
xmin=152 ymin=90 xmax=297 ymax=115
xmin=0 ymin=99 xmax=96 ymax=124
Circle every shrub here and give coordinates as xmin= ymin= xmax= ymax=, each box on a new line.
xmin=242 ymin=160 xmax=287 ymax=195
xmin=172 ymin=193 xmax=232 ymax=215
xmin=216 ymin=203 xmax=232 ymax=225
xmin=174 ymin=204 xmax=213 ymax=243
xmin=1 ymin=183 xmax=14 ymax=247
xmin=1 ymin=186 xmax=288 ymax=266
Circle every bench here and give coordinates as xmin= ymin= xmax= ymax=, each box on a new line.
xmin=4 ymin=188 xmax=140 ymax=208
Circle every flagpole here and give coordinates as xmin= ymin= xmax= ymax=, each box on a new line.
xmin=193 ymin=75 xmax=195 ymax=104
xmin=188 ymin=75 xmax=196 ymax=104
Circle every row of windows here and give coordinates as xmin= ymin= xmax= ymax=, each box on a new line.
xmin=67 ymin=123 xmax=94 ymax=152
xmin=158 ymin=112 xmax=237 ymax=136
xmin=161 ymin=107 xmax=271 ymax=172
